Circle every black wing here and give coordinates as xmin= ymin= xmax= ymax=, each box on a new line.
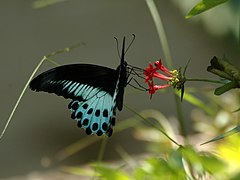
xmin=30 ymin=64 xmax=119 ymax=100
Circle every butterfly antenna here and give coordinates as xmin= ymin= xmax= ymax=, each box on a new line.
xmin=125 ymin=34 xmax=136 ymax=54
xmin=114 ymin=34 xmax=136 ymax=59
xmin=114 ymin=37 xmax=120 ymax=58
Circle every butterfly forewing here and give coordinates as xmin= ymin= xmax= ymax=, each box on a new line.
xmin=30 ymin=64 xmax=118 ymax=99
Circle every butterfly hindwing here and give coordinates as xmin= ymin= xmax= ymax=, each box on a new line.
xmin=68 ymin=89 xmax=116 ymax=136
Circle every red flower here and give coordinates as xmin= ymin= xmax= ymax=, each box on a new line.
xmin=154 ymin=60 xmax=172 ymax=77
xmin=144 ymin=60 xmax=172 ymax=82
xmin=144 ymin=60 xmax=179 ymax=98
xmin=147 ymin=81 xmax=171 ymax=99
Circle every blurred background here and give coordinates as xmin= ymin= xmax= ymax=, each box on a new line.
xmin=0 ymin=0 xmax=239 ymax=179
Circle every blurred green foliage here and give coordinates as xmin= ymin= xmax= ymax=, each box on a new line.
xmin=186 ymin=0 xmax=229 ymax=18
xmin=65 ymin=144 xmax=238 ymax=179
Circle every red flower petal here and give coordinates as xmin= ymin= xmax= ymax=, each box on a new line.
xmin=147 ymin=81 xmax=171 ymax=99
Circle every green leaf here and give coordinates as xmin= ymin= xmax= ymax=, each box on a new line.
xmin=199 ymin=154 xmax=225 ymax=173
xmin=214 ymin=81 xmax=239 ymax=95
xmin=232 ymin=173 xmax=240 ymax=180
xmin=134 ymin=157 xmax=186 ymax=180
xmin=232 ymin=107 xmax=240 ymax=113
xmin=180 ymin=146 xmax=225 ymax=174
xmin=169 ymin=149 xmax=186 ymax=176
xmin=208 ymin=56 xmax=240 ymax=81
xmin=94 ymin=164 xmax=130 ymax=180
xmin=180 ymin=146 xmax=202 ymax=165
xmin=186 ymin=0 xmax=229 ymax=19
xmin=201 ymin=125 xmax=240 ymax=145
xmin=221 ymin=56 xmax=240 ymax=81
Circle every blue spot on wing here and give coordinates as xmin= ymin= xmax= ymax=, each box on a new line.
xmin=69 ymin=89 xmax=117 ymax=136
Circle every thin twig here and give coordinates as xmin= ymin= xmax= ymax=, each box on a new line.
xmin=124 ymin=105 xmax=181 ymax=146
xmin=0 ymin=57 xmax=45 ymax=140
xmin=0 ymin=44 xmax=81 ymax=140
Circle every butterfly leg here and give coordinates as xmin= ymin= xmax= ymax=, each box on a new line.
xmin=128 ymin=78 xmax=148 ymax=92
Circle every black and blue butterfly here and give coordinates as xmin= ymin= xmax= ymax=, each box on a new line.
xmin=30 ymin=37 xmax=142 ymax=137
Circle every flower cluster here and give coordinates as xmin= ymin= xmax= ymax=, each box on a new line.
xmin=144 ymin=60 xmax=181 ymax=98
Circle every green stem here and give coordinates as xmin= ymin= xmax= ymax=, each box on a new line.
xmin=125 ymin=105 xmax=180 ymax=146
xmin=145 ymin=0 xmax=173 ymax=69
xmin=146 ymin=0 xmax=187 ymax=138
xmin=238 ymin=8 xmax=240 ymax=46
xmin=174 ymin=94 xmax=187 ymax=137
xmin=0 ymin=57 xmax=45 ymax=140
xmin=45 ymin=58 xmax=60 ymax=66
xmin=97 ymin=138 xmax=108 ymax=162
xmin=186 ymin=78 xmax=226 ymax=84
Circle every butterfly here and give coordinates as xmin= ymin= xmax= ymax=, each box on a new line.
xmin=29 ymin=37 xmax=130 ymax=137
